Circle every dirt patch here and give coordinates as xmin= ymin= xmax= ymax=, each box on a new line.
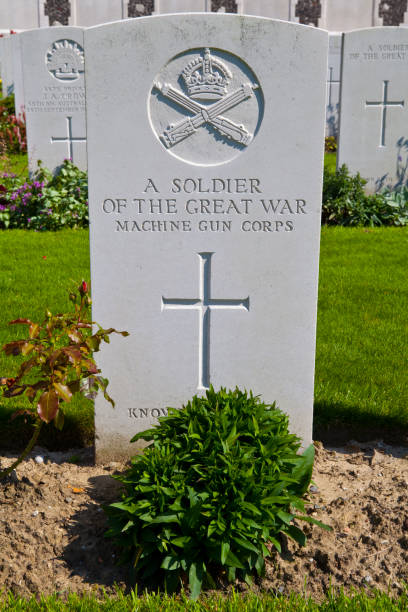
xmin=0 ymin=440 xmax=407 ymax=600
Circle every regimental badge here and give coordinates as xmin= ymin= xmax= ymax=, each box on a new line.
xmin=46 ymin=39 xmax=84 ymax=81
xmin=149 ymin=47 xmax=263 ymax=166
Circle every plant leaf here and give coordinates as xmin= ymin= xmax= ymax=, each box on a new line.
xmin=189 ymin=560 xmax=204 ymax=600
xmin=291 ymin=444 xmax=315 ymax=495
xmin=221 ymin=541 xmax=230 ymax=564
xmin=53 ymin=382 xmax=73 ymax=402
xmin=37 ymin=389 xmax=59 ymax=423
xmin=54 ymin=408 xmax=65 ymax=431
xmin=9 ymin=318 xmax=32 ymax=326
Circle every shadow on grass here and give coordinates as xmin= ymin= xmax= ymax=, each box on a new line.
xmin=313 ymin=400 xmax=408 ymax=446
xmin=0 ymin=409 xmax=94 ymax=452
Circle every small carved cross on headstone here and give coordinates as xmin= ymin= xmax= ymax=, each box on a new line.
xmin=379 ymin=0 xmax=408 ymax=26
xmin=128 ymin=0 xmax=154 ymax=17
xmin=44 ymin=0 xmax=71 ymax=26
xmin=211 ymin=0 xmax=238 ymax=13
xmin=295 ymin=0 xmax=321 ymax=27
xmin=51 ymin=116 xmax=86 ymax=163
xmin=365 ymin=80 xmax=405 ymax=147
xmin=162 ymin=252 xmax=249 ymax=390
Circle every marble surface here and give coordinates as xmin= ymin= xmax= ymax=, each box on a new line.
xmin=85 ymin=14 xmax=327 ymax=461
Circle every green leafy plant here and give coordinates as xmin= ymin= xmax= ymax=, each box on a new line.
xmin=106 ymin=387 xmax=330 ymax=599
xmin=0 ymin=281 xmax=129 ymax=480
xmin=380 ymin=185 xmax=408 ymax=226
xmin=32 ymin=159 xmax=88 ymax=230
xmin=0 ymin=159 xmax=88 ymax=230
xmin=322 ymin=164 xmax=408 ymax=226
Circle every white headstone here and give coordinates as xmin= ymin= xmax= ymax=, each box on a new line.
xmin=241 ymin=0 xmax=290 ymax=21
xmin=75 ymin=0 xmax=123 ymax=26
xmin=323 ymin=0 xmax=374 ymax=31
xmin=20 ymin=27 xmax=86 ymax=174
xmin=326 ymin=33 xmax=341 ymax=138
xmin=338 ymin=27 xmax=408 ymax=192
xmin=85 ymin=14 xmax=328 ymax=461
xmin=2 ymin=35 xmax=15 ymax=98
xmin=11 ymin=34 xmax=25 ymax=116
xmin=157 ymin=0 xmax=206 ymax=12
xmin=0 ymin=35 xmax=7 ymax=91
xmin=0 ymin=0 xmax=39 ymax=29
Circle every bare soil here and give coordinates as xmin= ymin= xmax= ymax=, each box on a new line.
xmin=0 ymin=440 xmax=407 ymax=600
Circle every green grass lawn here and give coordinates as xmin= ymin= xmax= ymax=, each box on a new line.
xmin=0 ymin=226 xmax=407 ymax=450
xmin=0 ymin=229 xmax=92 ymax=449
xmin=315 ymin=226 xmax=408 ymax=436
xmin=1 ymin=588 xmax=407 ymax=612
xmin=0 ymin=151 xmax=29 ymax=177
xmin=324 ymin=151 xmax=337 ymax=172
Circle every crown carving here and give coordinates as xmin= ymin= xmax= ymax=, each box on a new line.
xmin=181 ymin=48 xmax=232 ymax=101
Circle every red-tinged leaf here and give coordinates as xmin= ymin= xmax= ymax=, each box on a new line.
xmin=53 ymin=382 xmax=72 ymax=402
xmin=17 ymin=356 xmax=37 ymax=375
xmin=49 ymin=349 xmax=64 ymax=367
xmin=84 ymin=359 xmax=99 ymax=374
xmin=68 ymin=330 xmax=83 ymax=344
xmin=8 ymin=318 xmax=32 ymax=326
xmin=2 ymin=340 xmax=26 ymax=356
xmin=29 ymin=323 xmax=40 ymax=339
xmin=100 ymin=327 xmax=129 ymax=337
xmin=54 ymin=408 xmax=64 ymax=431
xmin=86 ymin=336 xmax=101 ymax=351
xmin=37 ymin=389 xmax=59 ymax=423
xmin=61 ymin=347 xmax=82 ymax=364
xmin=4 ymin=385 xmax=26 ymax=398
xmin=21 ymin=342 xmax=34 ymax=356
xmin=77 ymin=323 xmax=91 ymax=329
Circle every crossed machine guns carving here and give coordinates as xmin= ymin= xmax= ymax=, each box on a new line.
xmin=153 ymin=48 xmax=259 ymax=149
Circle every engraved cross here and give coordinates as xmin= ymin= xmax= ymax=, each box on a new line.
xmin=365 ymin=80 xmax=404 ymax=147
xmin=327 ymin=66 xmax=340 ymax=108
xmin=51 ymin=116 xmax=86 ymax=162
xmin=162 ymin=252 xmax=249 ymax=390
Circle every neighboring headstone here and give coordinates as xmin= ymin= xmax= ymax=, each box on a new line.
xmin=241 ymin=0 xmax=290 ymax=20
xmin=85 ymin=14 xmax=328 ymax=461
xmin=326 ymin=33 xmax=342 ymax=138
xmin=323 ymin=0 xmax=374 ymax=31
xmin=11 ymin=34 xmax=25 ymax=116
xmin=21 ymin=27 xmax=86 ymax=174
xmin=338 ymin=27 xmax=408 ymax=191
xmin=75 ymin=0 xmax=123 ymax=26
xmin=157 ymin=0 xmax=206 ymax=12
xmin=0 ymin=1 xmax=39 ymax=29
xmin=1 ymin=35 xmax=14 ymax=98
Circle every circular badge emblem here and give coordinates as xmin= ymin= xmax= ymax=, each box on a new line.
xmin=149 ymin=47 xmax=264 ymax=166
xmin=46 ymin=39 xmax=84 ymax=82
